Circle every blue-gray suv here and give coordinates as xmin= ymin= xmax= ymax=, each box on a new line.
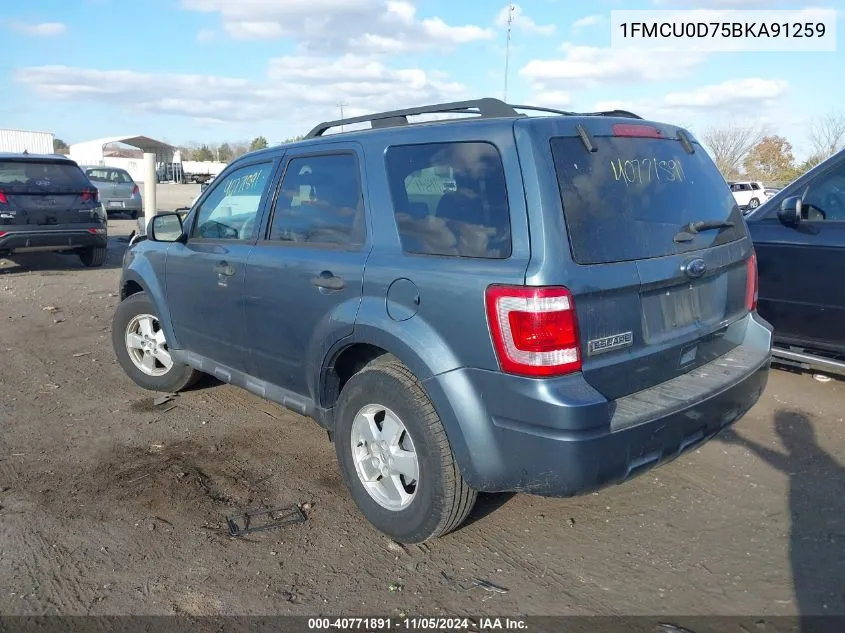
xmin=111 ymin=98 xmax=773 ymax=543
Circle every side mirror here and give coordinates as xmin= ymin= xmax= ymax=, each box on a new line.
xmin=777 ymin=196 xmax=803 ymax=226
xmin=149 ymin=212 xmax=185 ymax=243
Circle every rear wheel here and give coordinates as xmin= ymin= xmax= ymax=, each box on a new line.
xmin=111 ymin=291 xmax=200 ymax=392
xmin=334 ymin=358 xmax=476 ymax=543
xmin=748 ymin=197 xmax=760 ymax=209
xmin=79 ymin=245 xmax=107 ymax=267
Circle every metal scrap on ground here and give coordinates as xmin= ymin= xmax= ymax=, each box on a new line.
xmin=226 ymin=504 xmax=307 ymax=537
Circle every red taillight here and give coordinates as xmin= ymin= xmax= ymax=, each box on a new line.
xmin=80 ymin=189 xmax=99 ymax=203
xmin=132 ymin=185 xmax=139 ymax=195
xmin=87 ymin=227 xmax=106 ymax=235
xmin=745 ymin=251 xmax=758 ymax=311
xmin=0 ymin=231 xmax=6 ymax=237
xmin=0 ymin=191 xmax=7 ymax=204
xmin=485 ymin=285 xmax=582 ymax=377
xmin=612 ymin=123 xmax=663 ymax=138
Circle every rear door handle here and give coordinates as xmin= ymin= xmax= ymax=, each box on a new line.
xmin=214 ymin=261 xmax=235 ymax=276
xmin=310 ymin=271 xmax=346 ymax=290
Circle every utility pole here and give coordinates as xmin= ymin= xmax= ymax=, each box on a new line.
xmin=337 ymin=102 xmax=348 ymax=132
xmin=504 ymin=3 xmax=514 ymax=103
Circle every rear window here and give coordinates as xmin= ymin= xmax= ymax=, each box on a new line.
xmin=550 ymin=136 xmax=743 ymax=265
xmin=0 ymin=160 xmax=90 ymax=190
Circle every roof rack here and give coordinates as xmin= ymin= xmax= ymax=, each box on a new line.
xmin=304 ymin=98 xmax=521 ymax=139
xmin=304 ymin=98 xmax=643 ymax=138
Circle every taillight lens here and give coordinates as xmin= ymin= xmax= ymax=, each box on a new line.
xmin=87 ymin=227 xmax=106 ymax=235
xmin=132 ymin=184 xmax=140 ymax=195
xmin=485 ymin=285 xmax=582 ymax=377
xmin=80 ymin=189 xmax=99 ymax=203
xmin=0 ymin=231 xmax=7 ymax=237
xmin=745 ymin=251 xmax=758 ymax=311
xmin=0 ymin=191 xmax=7 ymax=204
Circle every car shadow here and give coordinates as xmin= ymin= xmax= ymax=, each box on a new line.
xmin=461 ymin=492 xmax=517 ymax=528
xmin=0 ymin=237 xmax=127 ymax=274
xmin=718 ymin=410 xmax=845 ymax=620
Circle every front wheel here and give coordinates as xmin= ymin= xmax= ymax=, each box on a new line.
xmin=748 ymin=197 xmax=760 ymax=209
xmin=111 ymin=291 xmax=200 ymax=392
xmin=334 ymin=359 xmax=476 ymax=543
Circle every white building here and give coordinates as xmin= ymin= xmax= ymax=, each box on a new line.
xmin=0 ymin=128 xmax=54 ymax=154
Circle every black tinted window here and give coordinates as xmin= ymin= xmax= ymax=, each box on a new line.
xmin=192 ymin=162 xmax=273 ymax=240
xmin=0 ymin=160 xmax=89 ymax=189
xmin=550 ymin=136 xmax=744 ymax=264
xmin=385 ymin=142 xmax=511 ymax=259
xmin=269 ymin=153 xmax=364 ymax=246
xmin=801 ymin=162 xmax=845 ymax=221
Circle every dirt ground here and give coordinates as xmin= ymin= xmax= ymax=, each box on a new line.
xmin=1 ymin=186 xmax=843 ymax=616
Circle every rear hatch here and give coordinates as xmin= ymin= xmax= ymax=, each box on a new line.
xmin=545 ymin=120 xmax=752 ymax=401
xmin=0 ymin=159 xmax=101 ymax=226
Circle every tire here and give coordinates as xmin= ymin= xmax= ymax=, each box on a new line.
xmin=334 ymin=359 xmax=476 ymax=543
xmin=128 ymin=210 xmax=138 ymax=220
xmin=748 ymin=197 xmax=760 ymax=209
xmin=79 ymin=245 xmax=107 ymax=268
xmin=111 ymin=291 xmax=200 ymax=392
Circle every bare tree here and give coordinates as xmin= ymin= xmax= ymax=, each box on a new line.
xmin=809 ymin=112 xmax=845 ymax=160
xmin=701 ymin=123 xmax=766 ymax=180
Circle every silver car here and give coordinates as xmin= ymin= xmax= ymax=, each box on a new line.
xmin=83 ymin=166 xmax=142 ymax=219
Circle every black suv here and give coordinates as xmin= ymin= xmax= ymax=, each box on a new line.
xmin=0 ymin=153 xmax=108 ymax=267
xmin=112 ymin=99 xmax=773 ymax=543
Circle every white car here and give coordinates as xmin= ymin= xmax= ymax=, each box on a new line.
xmin=728 ymin=180 xmax=770 ymax=210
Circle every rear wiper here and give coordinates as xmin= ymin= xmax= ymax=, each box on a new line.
xmin=673 ymin=219 xmax=735 ymax=243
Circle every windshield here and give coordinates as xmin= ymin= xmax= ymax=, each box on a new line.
xmin=550 ymin=136 xmax=744 ymax=265
xmin=0 ymin=160 xmax=90 ymax=190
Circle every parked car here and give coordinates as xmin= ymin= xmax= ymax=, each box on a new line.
xmin=111 ymin=98 xmax=772 ymax=543
xmin=0 ymin=153 xmax=108 ymax=266
xmin=729 ymin=180 xmax=770 ymax=211
xmin=744 ymin=148 xmax=845 ymax=376
xmin=82 ymin=166 xmax=142 ymax=219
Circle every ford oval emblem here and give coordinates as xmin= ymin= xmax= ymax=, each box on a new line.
xmin=685 ymin=258 xmax=707 ymax=279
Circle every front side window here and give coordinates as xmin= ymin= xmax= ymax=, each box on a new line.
xmin=192 ymin=162 xmax=273 ymax=240
xmin=269 ymin=153 xmax=364 ymax=246
xmin=800 ymin=163 xmax=845 ymax=222
xmin=385 ymin=141 xmax=512 ymax=259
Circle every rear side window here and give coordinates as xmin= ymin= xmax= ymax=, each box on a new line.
xmin=269 ymin=153 xmax=364 ymax=246
xmin=550 ymin=136 xmax=743 ymax=265
xmin=0 ymin=160 xmax=89 ymax=189
xmin=385 ymin=141 xmax=511 ymax=259
xmin=113 ymin=170 xmax=133 ymax=184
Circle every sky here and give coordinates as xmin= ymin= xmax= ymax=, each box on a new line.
xmin=2 ymin=0 xmax=843 ymax=160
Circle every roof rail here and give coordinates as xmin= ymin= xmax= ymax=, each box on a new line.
xmin=303 ymin=98 xmax=644 ymax=139
xmin=304 ymin=98 xmax=522 ymax=138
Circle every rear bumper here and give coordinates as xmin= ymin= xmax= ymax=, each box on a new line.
xmin=0 ymin=227 xmax=107 ymax=253
xmin=425 ymin=313 xmax=773 ymax=496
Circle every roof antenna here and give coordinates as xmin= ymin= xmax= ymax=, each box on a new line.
xmin=23 ymin=149 xmax=28 ymax=155
xmin=503 ymin=3 xmax=514 ymax=103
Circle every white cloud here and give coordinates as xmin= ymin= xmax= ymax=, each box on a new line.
xmin=584 ymin=77 xmax=789 ymax=122
xmin=572 ymin=14 xmax=604 ymax=31
xmin=5 ymin=21 xmax=67 ymax=36
xmin=496 ymin=4 xmax=556 ymax=36
xmin=14 ymin=56 xmax=467 ymax=129
xmin=532 ymin=91 xmax=573 ymax=108
xmin=181 ymin=0 xmax=493 ymax=53
xmin=520 ymin=43 xmax=706 ymax=88
xmin=662 ymin=78 xmax=789 ymax=110
xmin=196 ymin=28 xmax=216 ymax=42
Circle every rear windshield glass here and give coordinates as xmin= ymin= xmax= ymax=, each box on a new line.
xmin=550 ymin=136 xmax=743 ymax=265
xmin=0 ymin=160 xmax=89 ymax=190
